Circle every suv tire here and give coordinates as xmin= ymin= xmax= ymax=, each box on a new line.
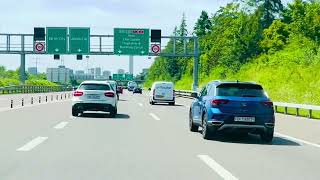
xmin=261 ymin=129 xmax=274 ymax=143
xmin=202 ymin=113 xmax=212 ymax=140
xmin=189 ymin=110 xmax=199 ymax=132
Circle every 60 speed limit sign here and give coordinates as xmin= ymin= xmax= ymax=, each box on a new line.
xmin=151 ymin=44 xmax=161 ymax=54
xmin=34 ymin=42 xmax=45 ymax=53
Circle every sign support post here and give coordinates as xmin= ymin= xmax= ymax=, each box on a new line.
xmin=20 ymin=35 xmax=26 ymax=84
xmin=192 ymin=37 xmax=199 ymax=91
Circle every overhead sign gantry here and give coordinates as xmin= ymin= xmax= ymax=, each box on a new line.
xmin=0 ymin=27 xmax=199 ymax=90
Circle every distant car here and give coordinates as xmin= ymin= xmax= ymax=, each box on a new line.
xmin=117 ymin=86 xmax=124 ymax=94
xmin=133 ymin=87 xmax=142 ymax=94
xmin=149 ymin=81 xmax=175 ymax=105
xmin=72 ymin=81 xmax=118 ymax=117
xmin=189 ymin=81 xmax=275 ymax=142
xmin=128 ymin=81 xmax=138 ymax=91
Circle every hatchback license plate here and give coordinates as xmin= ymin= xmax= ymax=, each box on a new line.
xmin=234 ymin=117 xmax=255 ymax=122
xmin=87 ymin=94 xmax=100 ymax=100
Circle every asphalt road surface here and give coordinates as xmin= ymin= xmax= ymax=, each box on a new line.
xmin=0 ymin=91 xmax=320 ymax=180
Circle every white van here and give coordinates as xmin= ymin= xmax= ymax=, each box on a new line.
xmin=149 ymin=81 xmax=175 ymax=105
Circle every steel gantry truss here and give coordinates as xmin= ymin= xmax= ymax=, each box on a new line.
xmin=0 ymin=33 xmax=199 ymax=90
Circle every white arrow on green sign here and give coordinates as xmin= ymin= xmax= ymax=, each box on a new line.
xmin=69 ymin=27 xmax=90 ymax=54
xmin=46 ymin=27 xmax=68 ymax=54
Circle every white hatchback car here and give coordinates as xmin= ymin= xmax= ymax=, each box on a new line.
xmin=72 ymin=81 xmax=118 ymax=117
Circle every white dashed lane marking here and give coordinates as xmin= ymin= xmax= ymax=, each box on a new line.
xmin=149 ymin=113 xmax=160 ymax=121
xmin=198 ymin=155 xmax=239 ymax=180
xmin=16 ymin=137 xmax=48 ymax=152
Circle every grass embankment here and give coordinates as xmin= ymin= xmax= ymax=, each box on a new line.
xmin=175 ymin=40 xmax=320 ymax=119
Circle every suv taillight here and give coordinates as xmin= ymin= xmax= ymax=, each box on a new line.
xmin=73 ymin=91 xmax=83 ymax=97
xmin=211 ymin=99 xmax=229 ymax=107
xmin=105 ymin=92 xmax=115 ymax=97
xmin=261 ymin=101 xmax=273 ymax=106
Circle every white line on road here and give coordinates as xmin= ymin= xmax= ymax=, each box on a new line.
xmin=16 ymin=137 xmax=48 ymax=152
xmin=138 ymin=103 xmax=143 ymax=107
xmin=149 ymin=113 xmax=160 ymax=121
xmin=54 ymin=121 xmax=69 ymax=129
xmin=275 ymin=132 xmax=320 ymax=148
xmin=198 ymin=155 xmax=239 ymax=180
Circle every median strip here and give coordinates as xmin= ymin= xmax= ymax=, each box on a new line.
xmin=16 ymin=137 xmax=48 ymax=152
xmin=198 ymin=155 xmax=239 ymax=180
xmin=149 ymin=113 xmax=160 ymax=121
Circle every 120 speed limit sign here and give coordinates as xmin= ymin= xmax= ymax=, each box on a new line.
xmin=34 ymin=42 xmax=45 ymax=53
xmin=151 ymin=44 xmax=161 ymax=54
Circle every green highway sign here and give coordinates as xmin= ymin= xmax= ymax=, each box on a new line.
xmin=112 ymin=74 xmax=133 ymax=81
xmin=114 ymin=28 xmax=150 ymax=56
xmin=125 ymin=74 xmax=134 ymax=80
xmin=46 ymin=27 xmax=68 ymax=54
xmin=69 ymin=27 xmax=90 ymax=54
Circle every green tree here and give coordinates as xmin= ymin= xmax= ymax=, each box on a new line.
xmin=179 ymin=13 xmax=188 ymax=37
xmin=242 ymin=0 xmax=284 ymax=28
xmin=194 ymin=11 xmax=212 ymax=37
xmin=260 ymin=19 xmax=290 ymax=53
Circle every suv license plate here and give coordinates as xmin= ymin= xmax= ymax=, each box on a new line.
xmin=234 ymin=117 xmax=255 ymax=122
xmin=87 ymin=95 xmax=100 ymax=100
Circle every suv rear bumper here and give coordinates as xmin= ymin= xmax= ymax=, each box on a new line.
xmin=72 ymin=103 xmax=115 ymax=112
xmin=207 ymin=121 xmax=274 ymax=133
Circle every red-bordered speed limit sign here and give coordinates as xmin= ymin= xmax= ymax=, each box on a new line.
xmin=151 ymin=44 xmax=161 ymax=54
xmin=34 ymin=42 xmax=45 ymax=53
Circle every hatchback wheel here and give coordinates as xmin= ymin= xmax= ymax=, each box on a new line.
xmin=72 ymin=109 xmax=78 ymax=117
xmin=110 ymin=107 xmax=117 ymax=118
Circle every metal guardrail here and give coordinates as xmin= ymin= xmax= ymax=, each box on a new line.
xmin=175 ymin=90 xmax=320 ymax=119
xmin=0 ymin=85 xmax=72 ymax=94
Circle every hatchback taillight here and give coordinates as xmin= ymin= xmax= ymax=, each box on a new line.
xmin=261 ymin=101 xmax=273 ymax=106
xmin=105 ymin=92 xmax=115 ymax=97
xmin=211 ymin=99 xmax=229 ymax=107
xmin=73 ymin=91 xmax=83 ymax=97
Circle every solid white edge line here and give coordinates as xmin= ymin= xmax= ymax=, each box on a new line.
xmin=149 ymin=113 xmax=160 ymax=121
xmin=275 ymin=132 xmax=320 ymax=148
xmin=54 ymin=121 xmax=69 ymax=129
xmin=16 ymin=137 xmax=48 ymax=152
xmin=198 ymin=155 xmax=239 ymax=180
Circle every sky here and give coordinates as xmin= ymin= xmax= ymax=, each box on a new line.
xmin=0 ymin=0 xmax=290 ymax=75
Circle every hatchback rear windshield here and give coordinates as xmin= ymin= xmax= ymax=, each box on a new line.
xmin=79 ymin=84 xmax=111 ymax=91
xmin=216 ymin=83 xmax=267 ymax=97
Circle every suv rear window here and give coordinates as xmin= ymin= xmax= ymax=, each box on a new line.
xmin=216 ymin=83 xmax=267 ymax=97
xmin=79 ymin=84 xmax=111 ymax=91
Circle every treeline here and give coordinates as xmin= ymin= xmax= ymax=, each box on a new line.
xmin=145 ymin=0 xmax=320 ymax=105
xmin=0 ymin=66 xmax=56 ymax=87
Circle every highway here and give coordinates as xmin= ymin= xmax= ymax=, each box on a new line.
xmin=1 ymin=91 xmax=320 ymax=180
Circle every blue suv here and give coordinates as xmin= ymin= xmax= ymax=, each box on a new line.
xmin=189 ymin=81 xmax=275 ymax=142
